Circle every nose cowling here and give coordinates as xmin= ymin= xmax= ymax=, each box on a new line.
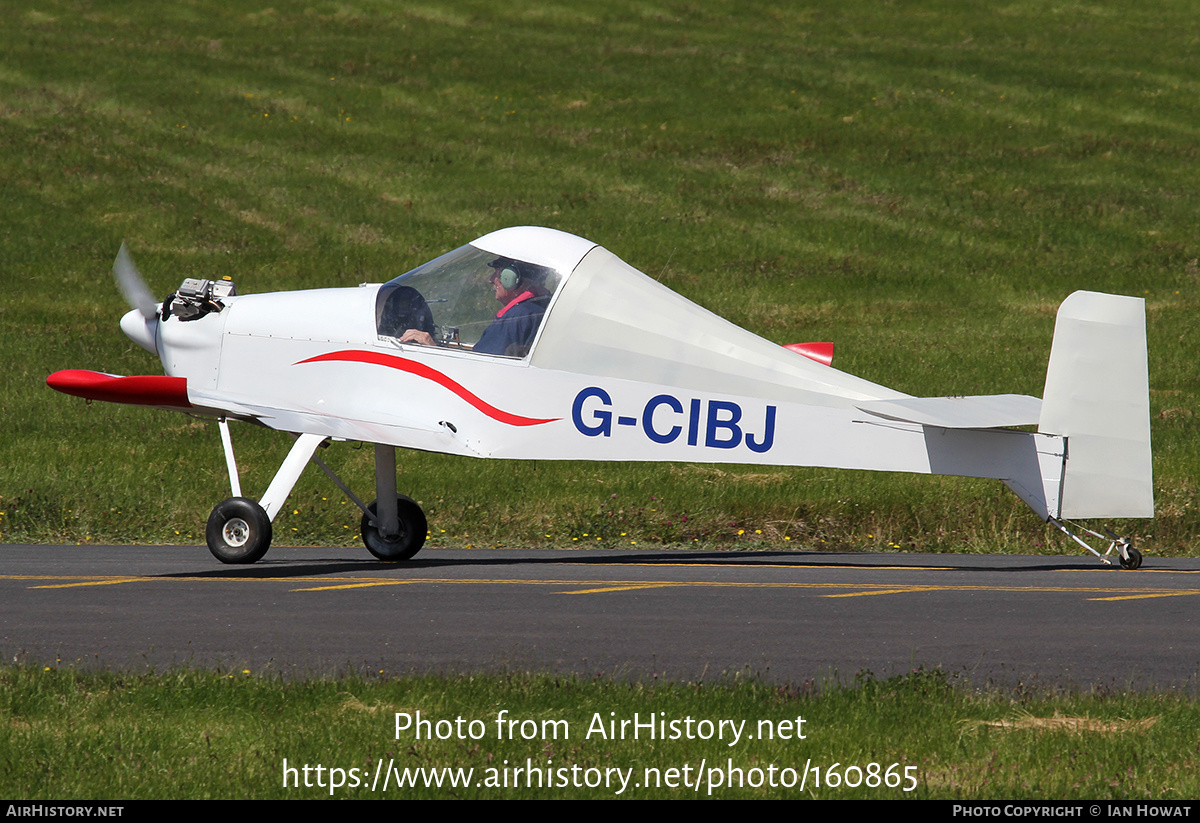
xmin=120 ymin=307 xmax=159 ymax=354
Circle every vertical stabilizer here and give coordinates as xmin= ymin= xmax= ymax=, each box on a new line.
xmin=1039 ymin=291 xmax=1153 ymax=519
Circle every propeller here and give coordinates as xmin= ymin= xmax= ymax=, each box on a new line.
xmin=114 ymin=242 xmax=159 ymax=319
xmin=113 ymin=243 xmax=161 ymax=355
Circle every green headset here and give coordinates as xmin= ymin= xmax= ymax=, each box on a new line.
xmin=492 ymin=259 xmax=523 ymax=290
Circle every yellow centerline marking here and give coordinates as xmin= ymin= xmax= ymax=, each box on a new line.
xmin=292 ymin=581 xmax=414 ymax=592
xmin=563 ymin=583 xmax=686 ymax=594
xmin=4 ymin=573 xmax=1198 ymax=601
xmin=30 ymin=578 xmax=153 ymax=589
xmin=619 ymin=562 xmax=961 ymax=571
xmin=1088 ymin=592 xmax=1198 ymax=601
xmin=824 ymin=587 xmax=944 ymax=598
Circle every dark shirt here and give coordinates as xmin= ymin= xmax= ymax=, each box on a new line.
xmin=473 ymin=294 xmax=548 ymax=357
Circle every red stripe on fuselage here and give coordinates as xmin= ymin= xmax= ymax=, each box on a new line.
xmin=47 ymin=370 xmax=192 ymax=408
xmin=296 ymin=350 xmax=559 ymax=427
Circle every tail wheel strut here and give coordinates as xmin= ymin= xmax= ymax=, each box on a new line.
xmin=1049 ymin=518 xmax=1142 ymax=570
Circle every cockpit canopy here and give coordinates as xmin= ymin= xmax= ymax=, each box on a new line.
xmin=376 ymin=244 xmax=565 ymax=359
xmin=372 ymin=225 xmax=895 ymax=408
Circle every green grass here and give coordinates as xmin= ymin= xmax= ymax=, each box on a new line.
xmin=2 ymin=0 xmax=1198 ymax=557
xmin=3 ymin=7 xmax=1196 ymax=800
xmin=2 ymin=664 xmax=1198 ymax=800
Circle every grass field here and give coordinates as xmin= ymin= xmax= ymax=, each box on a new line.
xmin=3 ymin=3 xmax=1200 ymax=801
xmin=3 ymin=0 xmax=1198 ymax=557
xmin=4 ymin=664 xmax=1200 ymax=800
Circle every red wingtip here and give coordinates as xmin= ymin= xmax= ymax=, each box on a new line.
xmin=783 ymin=342 xmax=834 ymax=366
xmin=47 ymin=370 xmax=191 ymax=408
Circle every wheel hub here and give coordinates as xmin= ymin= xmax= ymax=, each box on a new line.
xmin=222 ymin=517 xmax=250 ymax=547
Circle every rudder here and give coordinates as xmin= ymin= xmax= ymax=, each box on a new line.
xmin=1038 ymin=291 xmax=1153 ymax=519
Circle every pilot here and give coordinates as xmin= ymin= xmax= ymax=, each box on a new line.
xmin=399 ymin=257 xmax=551 ymax=357
xmin=471 ymin=258 xmax=551 ymax=357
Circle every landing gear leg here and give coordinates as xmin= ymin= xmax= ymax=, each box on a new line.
xmin=360 ymin=444 xmax=427 ymax=561
xmin=204 ymin=430 xmax=326 ymax=564
xmin=204 ymin=425 xmax=427 ymax=564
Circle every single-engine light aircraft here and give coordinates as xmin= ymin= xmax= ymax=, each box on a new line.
xmin=48 ymin=227 xmax=1152 ymax=568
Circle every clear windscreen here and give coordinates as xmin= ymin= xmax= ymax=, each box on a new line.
xmin=376 ymin=244 xmax=563 ymax=358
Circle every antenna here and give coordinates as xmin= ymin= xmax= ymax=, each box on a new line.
xmin=656 ymin=247 xmax=676 ymax=281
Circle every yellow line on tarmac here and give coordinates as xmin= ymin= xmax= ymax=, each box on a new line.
xmin=1088 ymin=592 xmax=1198 ymax=601
xmin=292 ymin=581 xmax=415 ymax=592
xmin=7 ymin=573 xmax=1200 ymax=601
xmin=30 ymin=578 xmax=152 ymax=589
xmin=581 ymin=561 xmax=1200 ymax=576
xmin=562 ymin=583 xmax=686 ymax=595
xmin=618 ymin=561 xmax=959 ymax=571
xmin=823 ymin=587 xmax=945 ymax=598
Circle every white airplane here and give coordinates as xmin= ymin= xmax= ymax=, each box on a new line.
xmin=47 ymin=227 xmax=1152 ymax=568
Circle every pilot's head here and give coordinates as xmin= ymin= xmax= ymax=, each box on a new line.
xmin=487 ymin=258 xmax=525 ymax=302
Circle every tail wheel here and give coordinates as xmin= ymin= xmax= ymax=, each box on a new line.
xmin=361 ymin=495 xmax=427 ymax=561
xmin=1119 ymin=546 xmax=1143 ymax=571
xmin=206 ymin=497 xmax=272 ymax=564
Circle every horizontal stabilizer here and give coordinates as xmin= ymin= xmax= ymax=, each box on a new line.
xmin=856 ymin=394 xmax=1042 ymax=429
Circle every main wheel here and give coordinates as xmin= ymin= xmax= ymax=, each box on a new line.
xmin=361 ymin=495 xmax=427 ymax=561
xmin=1119 ymin=546 xmax=1143 ymax=571
xmin=206 ymin=497 xmax=272 ymax=564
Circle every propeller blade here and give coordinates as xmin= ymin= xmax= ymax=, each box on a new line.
xmin=113 ymin=242 xmax=159 ymax=319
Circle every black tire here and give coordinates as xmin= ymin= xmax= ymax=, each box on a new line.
xmin=361 ymin=495 xmax=427 ymax=561
xmin=206 ymin=497 xmax=272 ymax=564
xmin=1119 ymin=546 xmax=1143 ymax=571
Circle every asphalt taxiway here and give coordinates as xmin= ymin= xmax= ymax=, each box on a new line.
xmin=3 ymin=544 xmax=1198 ymax=688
